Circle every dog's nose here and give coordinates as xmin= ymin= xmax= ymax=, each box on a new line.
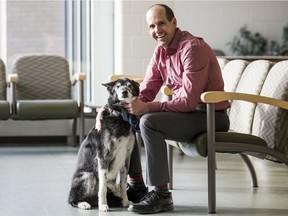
xmin=122 ymin=90 xmax=128 ymax=98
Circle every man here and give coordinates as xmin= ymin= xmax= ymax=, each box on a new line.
xmin=125 ymin=4 xmax=230 ymax=214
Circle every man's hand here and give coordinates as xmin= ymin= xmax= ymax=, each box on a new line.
xmin=124 ymin=99 xmax=149 ymax=115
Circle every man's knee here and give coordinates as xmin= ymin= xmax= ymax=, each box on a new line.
xmin=139 ymin=113 xmax=156 ymax=131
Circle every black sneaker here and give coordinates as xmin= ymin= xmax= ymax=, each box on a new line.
xmin=127 ymin=184 xmax=148 ymax=203
xmin=128 ymin=190 xmax=174 ymax=214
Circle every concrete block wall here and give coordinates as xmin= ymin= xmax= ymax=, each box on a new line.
xmin=117 ymin=0 xmax=288 ymax=76
xmin=175 ymin=1 xmax=288 ymax=56
xmin=114 ymin=0 xmax=174 ymax=77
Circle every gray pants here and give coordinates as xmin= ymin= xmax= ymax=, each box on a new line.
xmin=129 ymin=110 xmax=230 ymax=186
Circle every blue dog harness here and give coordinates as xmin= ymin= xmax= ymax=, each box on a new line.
xmin=121 ymin=108 xmax=140 ymax=132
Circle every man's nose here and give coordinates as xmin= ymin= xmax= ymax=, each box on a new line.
xmin=155 ymin=25 xmax=161 ymax=33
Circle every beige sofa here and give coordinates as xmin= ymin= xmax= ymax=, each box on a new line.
xmin=109 ymin=57 xmax=288 ymax=213
xmin=164 ymin=57 xmax=288 ymax=213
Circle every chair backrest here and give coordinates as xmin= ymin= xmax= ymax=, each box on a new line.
xmin=217 ymin=57 xmax=228 ymax=71
xmin=222 ymin=60 xmax=248 ymax=92
xmin=0 ymin=59 xmax=6 ymax=100
xmin=252 ymin=60 xmax=288 ymax=154
xmin=11 ymin=55 xmax=72 ymax=100
xmin=227 ymin=60 xmax=272 ymax=134
xmin=220 ymin=58 xmax=288 ymax=157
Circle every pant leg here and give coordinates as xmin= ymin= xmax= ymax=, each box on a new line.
xmin=140 ymin=111 xmax=229 ymax=186
xmin=128 ymin=133 xmax=143 ymax=175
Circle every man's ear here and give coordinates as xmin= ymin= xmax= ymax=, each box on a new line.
xmin=172 ymin=17 xmax=177 ymax=27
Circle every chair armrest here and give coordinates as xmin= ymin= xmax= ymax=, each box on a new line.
xmin=7 ymin=74 xmax=19 ymax=114
xmin=71 ymin=72 xmax=86 ymax=86
xmin=108 ymin=74 xmax=144 ymax=83
xmin=201 ymin=91 xmax=288 ymax=110
xmin=7 ymin=74 xmax=19 ymax=85
xmin=160 ymin=86 xmax=173 ymax=96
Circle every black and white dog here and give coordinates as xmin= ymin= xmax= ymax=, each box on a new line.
xmin=68 ymin=78 xmax=140 ymax=211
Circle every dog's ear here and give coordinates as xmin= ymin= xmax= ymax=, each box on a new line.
xmin=102 ymin=81 xmax=116 ymax=94
xmin=130 ymin=80 xmax=140 ymax=96
xmin=131 ymin=79 xmax=140 ymax=87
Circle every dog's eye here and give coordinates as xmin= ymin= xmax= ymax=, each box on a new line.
xmin=116 ymin=83 xmax=121 ymax=89
xmin=127 ymin=83 xmax=132 ymax=88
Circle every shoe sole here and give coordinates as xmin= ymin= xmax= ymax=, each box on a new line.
xmin=128 ymin=203 xmax=174 ymax=214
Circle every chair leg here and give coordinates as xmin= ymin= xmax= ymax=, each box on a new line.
xmin=78 ymin=79 xmax=85 ymax=144
xmin=72 ymin=117 xmax=77 ymax=147
xmin=167 ymin=144 xmax=173 ymax=189
xmin=79 ymin=112 xmax=85 ymax=145
xmin=207 ymin=103 xmax=216 ymax=214
xmin=239 ymin=153 xmax=258 ymax=187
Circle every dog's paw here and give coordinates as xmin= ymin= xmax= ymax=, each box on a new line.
xmin=77 ymin=202 xmax=91 ymax=210
xmin=99 ymin=204 xmax=109 ymax=212
xmin=122 ymin=199 xmax=131 ymax=207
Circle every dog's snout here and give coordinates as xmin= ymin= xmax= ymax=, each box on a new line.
xmin=122 ymin=90 xmax=128 ymax=98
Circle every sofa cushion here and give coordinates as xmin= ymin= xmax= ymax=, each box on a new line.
xmin=179 ymin=132 xmax=267 ymax=157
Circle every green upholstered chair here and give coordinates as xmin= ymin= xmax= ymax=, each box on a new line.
xmin=0 ymin=59 xmax=10 ymax=120
xmin=8 ymin=55 xmax=86 ymax=146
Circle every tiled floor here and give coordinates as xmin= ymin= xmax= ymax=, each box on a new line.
xmin=0 ymin=145 xmax=287 ymax=216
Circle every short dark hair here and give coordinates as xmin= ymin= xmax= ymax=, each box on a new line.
xmin=148 ymin=4 xmax=175 ymax=21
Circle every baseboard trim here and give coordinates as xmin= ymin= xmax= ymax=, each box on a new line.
xmin=0 ymin=136 xmax=73 ymax=146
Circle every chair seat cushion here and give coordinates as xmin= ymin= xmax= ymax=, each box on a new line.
xmin=0 ymin=101 xmax=10 ymax=119
xmin=13 ymin=100 xmax=79 ymax=120
xmin=179 ymin=132 xmax=268 ymax=157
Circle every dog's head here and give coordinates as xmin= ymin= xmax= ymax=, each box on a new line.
xmin=102 ymin=78 xmax=140 ymax=104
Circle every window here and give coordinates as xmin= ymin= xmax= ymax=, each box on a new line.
xmin=66 ymin=0 xmax=114 ymax=106
xmin=6 ymin=0 xmax=66 ymax=61
xmin=0 ymin=0 xmax=114 ymax=106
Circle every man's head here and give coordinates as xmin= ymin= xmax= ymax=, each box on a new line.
xmin=146 ymin=4 xmax=177 ymax=49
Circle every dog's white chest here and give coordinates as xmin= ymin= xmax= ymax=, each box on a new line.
xmin=106 ymin=134 xmax=135 ymax=179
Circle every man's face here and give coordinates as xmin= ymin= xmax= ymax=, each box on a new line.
xmin=146 ymin=6 xmax=176 ymax=49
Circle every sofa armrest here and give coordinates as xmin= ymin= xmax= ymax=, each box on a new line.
xmin=201 ymin=91 xmax=288 ymax=110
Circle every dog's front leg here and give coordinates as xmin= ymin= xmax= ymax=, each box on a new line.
xmin=98 ymin=165 xmax=109 ymax=212
xmin=119 ymin=167 xmax=130 ymax=207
